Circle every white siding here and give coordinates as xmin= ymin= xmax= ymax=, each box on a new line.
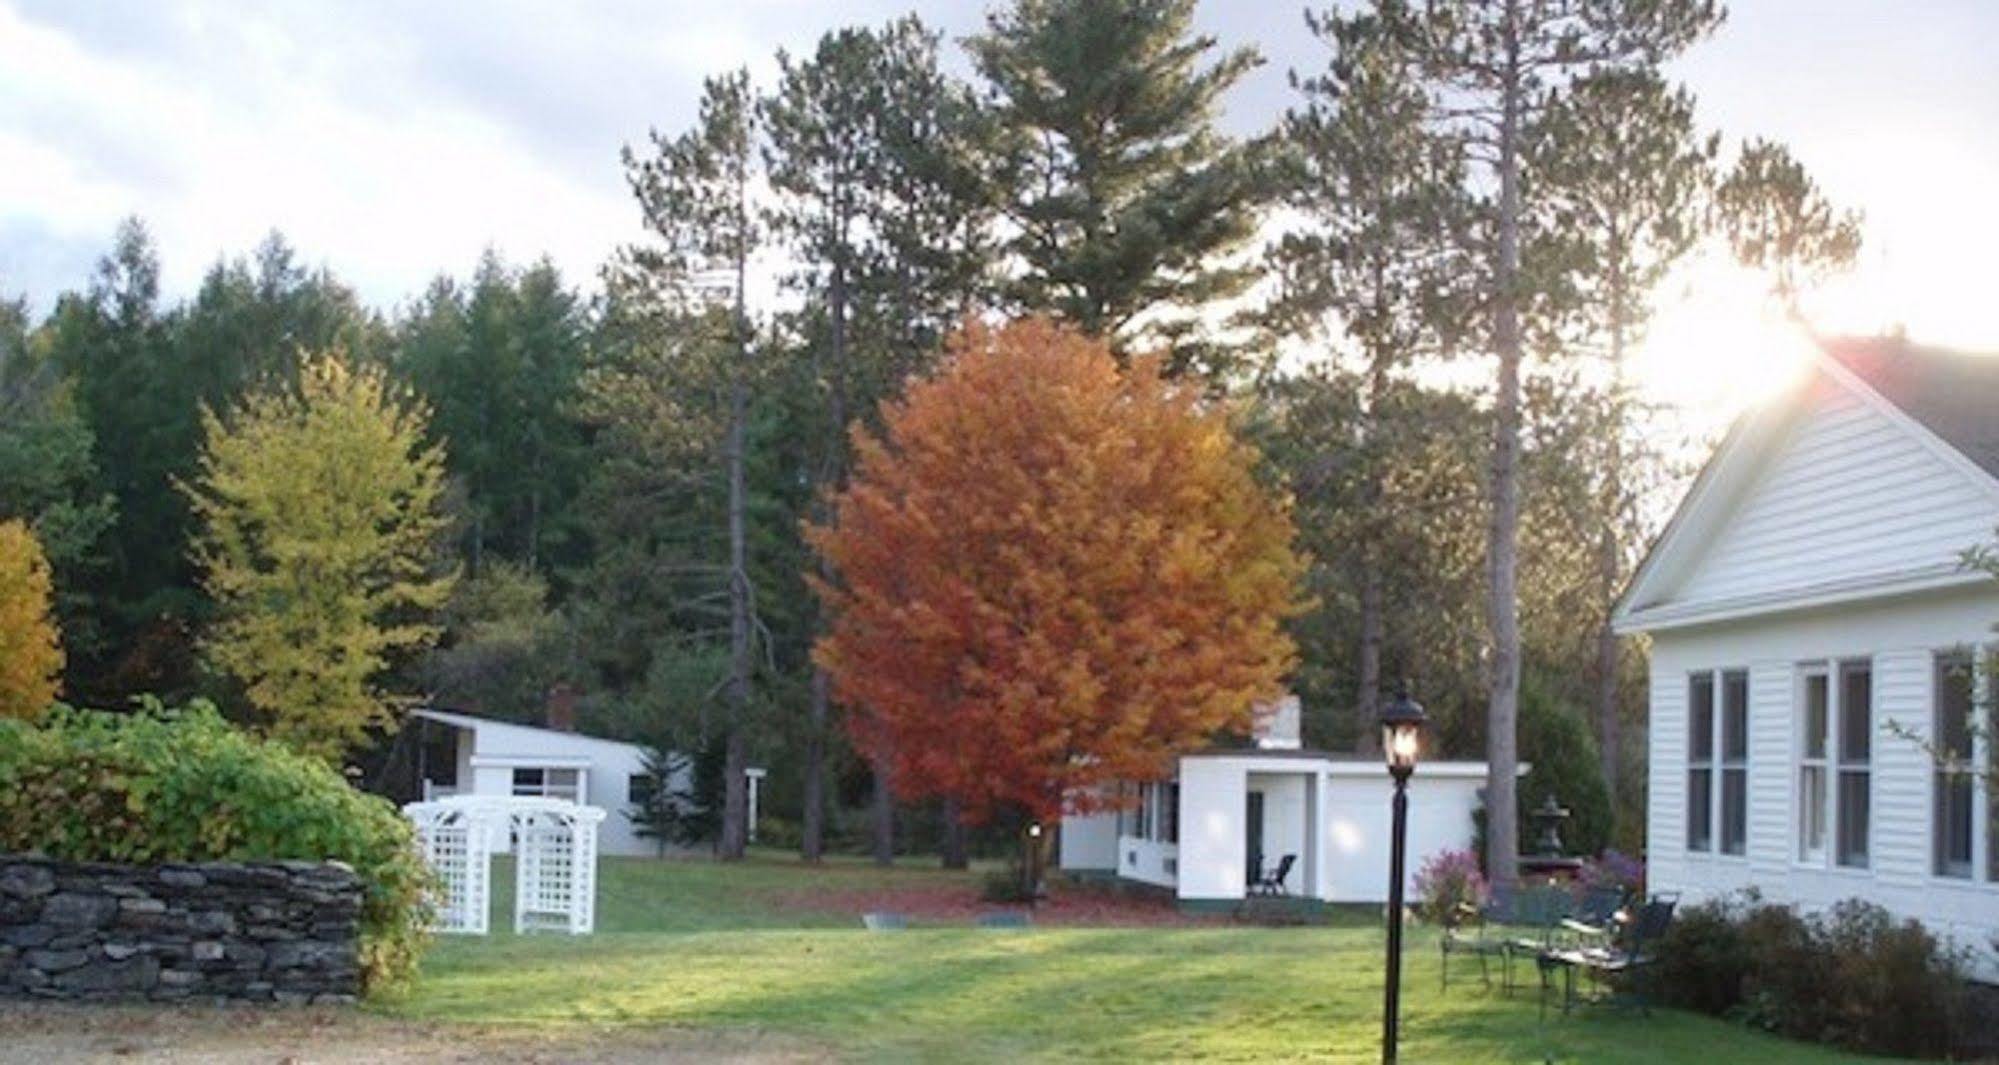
xmin=1672 ymin=380 xmax=1995 ymax=607
xmin=1647 ymin=586 xmax=1999 ymax=979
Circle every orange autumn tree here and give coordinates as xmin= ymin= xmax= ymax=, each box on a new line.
xmin=808 ymin=318 xmax=1304 ymax=825
xmin=0 ymin=519 xmax=64 ymax=721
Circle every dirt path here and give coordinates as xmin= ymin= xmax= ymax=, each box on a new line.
xmin=0 ymin=1003 xmax=827 ymax=1064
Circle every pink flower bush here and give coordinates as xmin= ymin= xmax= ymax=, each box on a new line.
xmin=1576 ymin=848 xmax=1644 ymax=900
xmin=1412 ymin=847 xmax=1488 ymax=925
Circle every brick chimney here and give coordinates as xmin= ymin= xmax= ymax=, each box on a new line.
xmin=545 ymin=683 xmax=577 ymax=732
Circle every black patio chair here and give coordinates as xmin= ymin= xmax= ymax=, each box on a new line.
xmin=1250 ymin=853 xmax=1296 ymax=897
xmin=1539 ymin=894 xmax=1679 ymax=1019
xmin=1498 ymin=884 xmax=1572 ymax=993
xmin=1559 ymin=885 xmax=1627 ymax=947
xmin=1440 ymin=884 xmax=1514 ymax=991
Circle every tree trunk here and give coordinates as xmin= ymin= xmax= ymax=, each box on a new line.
xmin=801 ymin=669 xmax=828 ymax=863
xmin=871 ymin=757 xmax=894 ymax=866
xmin=1356 ymin=560 xmax=1384 ymax=755
xmin=1597 ymin=266 xmax=1631 ymax=813
xmin=802 ymin=220 xmax=852 ymax=865
xmin=718 ymin=263 xmax=753 ymax=863
xmin=1483 ymin=10 xmax=1525 ymax=891
xmin=940 ymin=797 xmax=969 ymax=870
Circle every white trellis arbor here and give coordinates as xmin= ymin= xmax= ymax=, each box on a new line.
xmin=403 ymin=796 xmax=605 ymax=935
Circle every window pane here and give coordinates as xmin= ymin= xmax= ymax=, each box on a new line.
xmin=1799 ymin=765 xmax=1826 ymax=859
xmin=1161 ymin=784 xmax=1180 ymax=844
xmin=1936 ymin=773 xmax=1973 ymax=877
xmin=1803 ymin=674 xmax=1829 ymax=758
xmin=1837 ymin=770 xmax=1870 ymax=867
xmin=1840 ymin=663 xmax=1872 ymax=763
xmin=1689 ymin=673 xmax=1714 ymax=762
xmin=511 ymin=767 xmax=542 ymax=795
xmin=629 ymin=773 xmax=656 ymax=807
xmin=1935 ymin=655 xmax=1974 ymax=878
xmin=1722 ymin=768 xmax=1748 ymax=855
xmin=1723 ymin=672 xmax=1749 ymax=761
xmin=1688 ymin=768 xmax=1712 ymax=851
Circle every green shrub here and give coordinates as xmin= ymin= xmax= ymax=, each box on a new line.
xmin=1516 ymin=677 xmax=1613 ymax=857
xmin=1656 ymin=891 xmax=1970 ymax=1059
xmin=0 ymin=701 xmax=432 ymax=993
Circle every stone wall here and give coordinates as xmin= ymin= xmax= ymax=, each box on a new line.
xmin=0 ymin=854 xmax=362 ymax=1004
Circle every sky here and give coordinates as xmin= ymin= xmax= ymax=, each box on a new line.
xmin=3 ymin=0 xmax=1996 ymax=431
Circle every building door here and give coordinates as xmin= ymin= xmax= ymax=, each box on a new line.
xmin=1245 ymin=790 xmax=1265 ymax=887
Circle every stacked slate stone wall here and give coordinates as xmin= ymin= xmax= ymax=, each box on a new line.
xmin=0 ymin=854 xmax=362 ymax=1004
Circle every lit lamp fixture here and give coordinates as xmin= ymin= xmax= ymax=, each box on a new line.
xmin=1378 ymin=688 xmax=1427 ymax=1065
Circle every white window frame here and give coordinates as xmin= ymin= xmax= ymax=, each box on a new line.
xmin=1719 ymin=670 xmax=1750 ymax=857
xmin=511 ymin=766 xmax=584 ymax=803
xmin=1685 ymin=670 xmax=1747 ymax=858
xmin=1834 ymin=659 xmax=1873 ymax=870
xmin=1687 ymin=671 xmax=1715 ymax=854
xmin=1795 ymin=658 xmax=1874 ymax=872
xmin=1797 ymin=666 xmax=1831 ymax=865
xmin=1931 ymin=649 xmax=1995 ymax=887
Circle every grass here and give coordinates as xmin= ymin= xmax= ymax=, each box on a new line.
xmin=376 ymin=852 xmax=1896 ymax=1063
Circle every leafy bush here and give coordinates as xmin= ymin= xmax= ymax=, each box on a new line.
xmin=1574 ymin=848 xmax=1644 ymax=900
xmin=1412 ymin=847 xmax=1487 ymax=925
xmin=1656 ymin=892 xmax=1970 ymax=1058
xmin=0 ymin=701 xmax=432 ymax=993
xmin=980 ymin=868 xmax=1034 ymax=904
xmin=1516 ymin=678 xmax=1612 ymax=857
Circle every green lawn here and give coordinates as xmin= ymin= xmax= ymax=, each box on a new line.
xmin=376 ymin=853 xmax=1893 ymax=1063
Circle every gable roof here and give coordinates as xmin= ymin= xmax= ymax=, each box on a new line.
xmin=1615 ymin=333 xmax=1999 ymax=633
xmin=1821 ymin=336 xmax=1999 ymax=480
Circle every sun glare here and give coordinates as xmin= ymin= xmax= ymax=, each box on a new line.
xmin=1631 ymin=254 xmax=1822 ymax=436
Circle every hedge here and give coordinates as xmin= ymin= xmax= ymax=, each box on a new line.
xmin=0 ymin=701 xmax=431 ymax=993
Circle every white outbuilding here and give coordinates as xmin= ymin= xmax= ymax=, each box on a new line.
xmin=1058 ymin=697 xmax=1492 ymax=911
xmin=410 ymin=706 xmax=765 ymax=857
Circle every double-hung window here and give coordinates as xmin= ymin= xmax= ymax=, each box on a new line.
xmin=512 ymin=766 xmax=582 ymax=802
xmin=1799 ymin=668 xmax=1830 ymax=863
xmin=1837 ymin=661 xmax=1872 ymax=869
xmin=1133 ymin=783 xmax=1153 ymax=840
xmin=1159 ymin=783 xmax=1180 ymax=845
xmin=1935 ymin=653 xmax=1976 ymax=878
xmin=1720 ymin=672 xmax=1750 ymax=856
xmin=1688 ymin=672 xmax=1715 ymax=852
xmin=1687 ymin=670 xmax=1748 ymax=855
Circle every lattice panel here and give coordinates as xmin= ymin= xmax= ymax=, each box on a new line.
xmin=405 ymin=796 xmax=604 ymax=937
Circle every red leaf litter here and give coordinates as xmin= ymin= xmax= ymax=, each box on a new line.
xmin=778 ymin=882 xmax=1224 ymax=927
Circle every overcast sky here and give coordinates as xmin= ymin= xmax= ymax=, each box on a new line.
xmin=4 ymin=0 xmax=1995 ymax=413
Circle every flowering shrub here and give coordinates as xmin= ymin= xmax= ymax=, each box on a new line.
xmin=1576 ymin=848 xmax=1644 ymax=900
xmin=1412 ymin=847 xmax=1487 ymax=925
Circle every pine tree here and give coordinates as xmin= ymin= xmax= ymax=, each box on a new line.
xmin=1715 ymin=139 xmax=1864 ymax=317
xmin=623 ymin=71 xmax=764 ymax=861
xmin=1270 ymin=9 xmax=1473 ymax=749
xmin=183 ymin=355 xmax=455 ymax=762
xmin=970 ymin=0 xmax=1270 ymax=380
xmin=1531 ymin=67 xmax=1715 ymax=807
xmin=1381 ymin=0 xmax=1724 ymax=887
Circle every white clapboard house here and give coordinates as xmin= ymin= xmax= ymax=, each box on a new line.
xmin=1058 ymin=697 xmax=1492 ymax=911
xmin=411 ymin=700 xmax=764 ymax=857
xmin=1615 ymin=335 xmax=1999 ymax=976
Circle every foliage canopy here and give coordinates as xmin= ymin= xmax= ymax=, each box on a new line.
xmin=810 ymin=318 xmax=1303 ymax=822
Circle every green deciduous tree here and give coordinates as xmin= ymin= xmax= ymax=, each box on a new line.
xmin=183 ymin=355 xmax=455 ymax=762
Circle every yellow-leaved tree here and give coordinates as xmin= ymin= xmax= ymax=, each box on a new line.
xmin=0 ymin=519 xmax=63 ymax=720
xmin=183 ymin=354 xmax=455 ymax=761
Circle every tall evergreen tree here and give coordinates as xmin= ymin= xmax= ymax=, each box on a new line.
xmin=1381 ymin=0 xmax=1725 ymax=887
xmin=1270 ymin=9 xmax=1472 ymax=749
xmin=1531 ymin=68 xmax=1715 ymax=805
xmin=623 ymin=70 xmax=765 ymax=861
xmin=970 ymin=0 xmax=1270 ymax=380
xmin=1715 ymin=139 xmax=1864 ymax=318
